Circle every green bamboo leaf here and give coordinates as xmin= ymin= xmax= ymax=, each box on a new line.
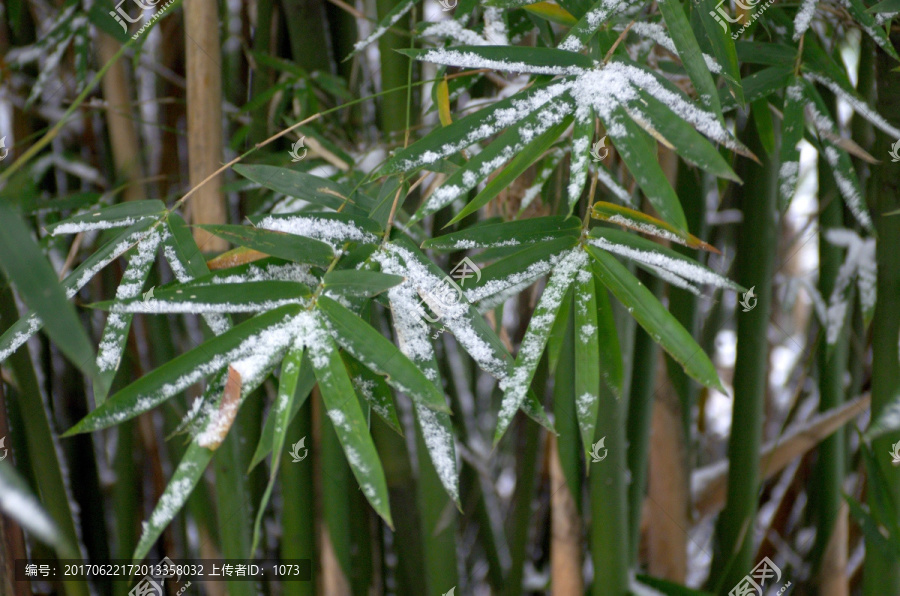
xmin=720 ymin=65 xmax=792 ymax=112
xmin=778 ymin=78 xmax=806 ymax=212
xmin=567 ymin=114 xmax=594 ymax=211
xmin=588 ymin=228 xmax=743 ymax=291
xmin=446 ymin=117 xmax=572 ymax=225
xmin=249 ymin=353 xmax=317 ymax=470
xmin=399 ymin=45 xmax=595 ymax=74
xmin=252 ymin=346 xmax=308 ymax=555
xmin=0 ymin=460 xmax=77 ymax=558
xmin=605 ymin=105 xmax=688 ymax=231
xmin=346 ymin=0 xmax=415 ymax=58
xmin=233 ymin=164 xmax=372 ymax=214
xmin=586 ymin=246 xmax=724 ymax=391
xmin=133 ymin=441 xmax=214 ymax=561
xmin=65 ymin=305 xmax=303 ymax=435
xmin=414 ymin=97 xmax=576 ymax=223
xmin=868 ymin=0 xmax=900 ymax=11
xmin=379 ymin=78 xmax=569 ymax=176
xmin=656 ymin=0 xmax=723 ymax=116
xmin=547 ymin=285 xmax=575 ymax=373
xmin=44 ymin=199 xmax=166 ymax=235
xmin=841 ymin=0 xmax=899 ymax=60
xmin=524 ymin=1 xmax=578 ymax=25
xmin=425 ymin=216 xmax=581 ymax=252
xmin=346 ymin=354 xmax=403 ymax=434
xmin=0 ymin=219 xmax=155 ymax=365
xmin=573 ymin=265 xmax=601 ymax=466
xmin=92 ymin=281 xmax=310 ymax=313
xmin=697 ymin=0 xmax=743 ymax=104
xmin=323 ymin=270 xmax=404 ymax=297
xmin=0 ymin=201 xmax=98 ymax=379
xmin=751 ymin=98 xmax=776 ymax=156
xmin=593 ymin=273 xmax=624 ymax=397
xmin=865 ymin=392 xmax=900 ymax=442
xmin=495 ymin=247 xmax=587 ymax=444
xmin=93 ymin=229 xmax=164 ymax=403
xmin=165 ymin=213 xmax=211 ymax=278
xmin=318 ymin=295 xmax=449 ymax=413
xmin=629 ymin=89 xmax=740 ymax=182
xmin=557 ymin=0 xmax=640 ymax=52
xmin=309 ymin=326 xmax=393 ymax=527
xmin=734 ymin=41 xmax=796 ymax=66
xmin=196 ymin=224 xmax=334 ymax=267
xmin=844 ymin=493 xmax=900 ymax=557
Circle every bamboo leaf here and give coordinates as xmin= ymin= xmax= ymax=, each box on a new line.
xmin=346 ymin=0 xmax=416 ymax=58
xmin=425 ymin=215 xmax=581 ymax=252
xmin=44 ymin=199 xmax=166 ymax=235
xmin=586 ymin=246 xmax=723 ymax=391
xmin=323 ymin=269 xmax=404 ymax=297
xmin=309 ymin=326 xmax=393 ymax=527
xmin=318 ymin=296 xmax=450 ymax=413
xmin=0 ymin=201 xmax=98 ymax=379
xmin=778 ymin=79 xmax=806 ymax=212
xmin=196 ymin=224 xmax=334 ymax=267
xmin=573 ymin=265 xmax=601 ymax=466
xmin=233 ymin=164 xmax=373 ymax=214
xmin=591 ymin=201 xmax=718 ymax=252
xmin=698 ymin=0 xmax=744 ymax=104
xmin=93 ymin=281 xmax=310 ymax=313
xmin=524 ymin=1 xmax=578 ymax=25
xmin=346 ymin=355 xmax=403 ymax=435
xmin=594 ymin=273 xmax=624 ymax=397
xmin=568 ymin=114 xmax=594 ymax=211
xmin=399 ymin=45 xmax=595 ymax=74
xmin=840 ymin=0 xmax=900 ymax=60
xmin=64 ymin=305 xmax=303 ymax=435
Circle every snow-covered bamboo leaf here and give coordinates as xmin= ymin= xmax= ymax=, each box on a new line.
xmin=0 ymin=218 xmax=155 ymax=365
xmin=45 ymin=200 xmax=166 ymax=235
xmin=839 ymin=0 xmax=900 ymax=60
xmin=233 ymin=164 xmax=373 ymax=214
xmin=64 ymin=304 xmax=303 ymax=435
xmin=446 ymin=116 xmax=572 ymax=225
xmin=586 ymin=246 xmax=724 ymax=391
xmin=557 ymin=0 xmax=640 ymax=52
xmin=93 ymin=281 xmax=310 ymax=314
xmin=656 ymin=0 xmax=723 ymax=116
xmin=567 ymin=115 xmax=594 ymax=211
xmin=399 ymin=46 xmax=594 ymax=75
xmin=588 ymin=228 xmax=742 ymax=291
xmin=346 ymin=355 xmax=403 ymax=435
xmin=628 ymin=89 xmax=740 ymax=182
xmin=573 ymin=265 xmax=601 ymax=466
xmin=424 ymin=215 xmax=581 ymax=252
xmin=0 ymin=201 xmax=97 ymax=379
xmin=347 ymin=0 xmax=416 ymax=58
xmin=0 ymin=461 xmax=76 ymax=558
xmin=593 ymin=272 xmax=623 ymax=397
xmin=309 ymin=326 xmax=393 ymax=527
xmin=132 ymin=441 xmax=214 ymax=561
xmin=518 ymin=148 xmax=565 ymax=215
xmin=820 ymin=142 xmax=873 ymax=231
xmin=318 ymin=296 xmax=450 ymax=413
xmin=251 ymin=346 xmax=307 ymax=554
xmin=778 ymin=79 xmax=806 ymax=212
xmin=249 ymin=211 xmax=383 ymax=240
xmin=323 ymin=270 xmax=404 ymax=297
xmin=94 ymin=228 xmax=164 ymax=403
xmin=196 ymin=224 xmax=334 ymax=267
xmin=604 ymin=105 xmax=688 ymax=231
xmin=249 ymin=352 xmax=317 ymax=470
xmin=463 ymin=236 xmax=580 ymax=309
xmin=803 ymin=72 xmax=900 ymax=141
xmin=379 ymin=78 xmax=571 ymax=176
xmin=591 ymin=201 xmax=718 ymax=252
xmin=414 ymin=96 xmax=576 ymax=223
xmin=495 ymin=247 xmax=588 ymax=443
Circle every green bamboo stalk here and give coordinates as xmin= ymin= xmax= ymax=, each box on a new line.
xmin=709 ymin=111 xmax=779 ymax=591
xmin=625 ymin=272 xmax=662 ymax=566
xmin=281 ymin=0 xmax=334 ymax=73
xmin=280 ymin=401 xmax=315 ymax=596
xmin=863 ymin=36 xmax=900 ymax=596
xmin=552 ymin=299 xmax=581 ymax=507
xmin=248 ymin=0 xmax=274 ymax=144
xmin=376 ymin=0 xmax=413 ymax=139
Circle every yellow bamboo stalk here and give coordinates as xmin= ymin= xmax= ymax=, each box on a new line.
xmin=549 ymin=435 xmax=583 ymax=596
xmin=183 ymin=0 xmax=227 ymax=252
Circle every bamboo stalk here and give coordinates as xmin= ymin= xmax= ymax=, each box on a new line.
xmin=549 ymin=434 xmax=582 ymax=596
xmin=183 ymin=0 xmax=227 ymax=253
